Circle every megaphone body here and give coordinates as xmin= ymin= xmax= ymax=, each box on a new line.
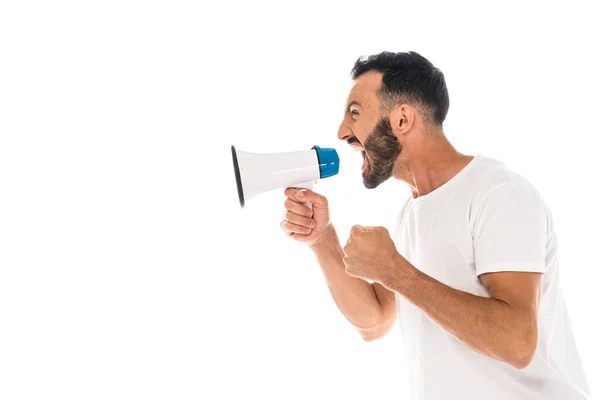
xmin=231 ymin=145 xmax=340 ymax=207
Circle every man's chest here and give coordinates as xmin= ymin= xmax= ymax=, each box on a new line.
xmin=394 ymin=203 xmax=486 ymax=294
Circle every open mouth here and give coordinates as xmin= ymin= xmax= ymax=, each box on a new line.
xmin=352 ymin=146 xmax=367 ymax=167
xmin=347 ymin=139 xmax=367 ymax=169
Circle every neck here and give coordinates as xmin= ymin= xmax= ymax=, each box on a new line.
xmin=393 ymin=133 xmax=474 ymax=198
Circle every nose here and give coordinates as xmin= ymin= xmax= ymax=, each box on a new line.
xmin=337 ymin=120 xmax=352 ymax=142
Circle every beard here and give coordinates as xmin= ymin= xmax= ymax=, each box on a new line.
xmin=362 ymin=116 xmax=402 ymax=189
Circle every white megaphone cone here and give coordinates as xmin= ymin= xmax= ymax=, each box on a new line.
xmin=231 ymin=145 xmax=340 ymax=208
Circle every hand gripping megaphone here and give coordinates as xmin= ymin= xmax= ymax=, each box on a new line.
xmin=231 ymin=145 xmax=340 ymax=208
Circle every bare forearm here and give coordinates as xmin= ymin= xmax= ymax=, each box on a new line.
xmin=309 ymin=224 xmax=385 ymax=330
xmin=384 ymin=263 xmax=537 ymax=368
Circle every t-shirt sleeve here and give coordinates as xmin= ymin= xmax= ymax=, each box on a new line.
xmin=473 ymin=183 xmax=548 ymax=276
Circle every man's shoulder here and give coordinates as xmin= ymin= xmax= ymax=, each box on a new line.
xmin=469 ymin=154 xmax=543 ymax=200
xmin=466 ymin=155 xmax=550 ymax=229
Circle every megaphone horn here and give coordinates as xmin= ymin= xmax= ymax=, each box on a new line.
xmin=231 ymin=145 xmax=340 ymax=208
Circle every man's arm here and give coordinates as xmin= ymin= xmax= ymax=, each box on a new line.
xmin=310 ymin=224 xmax=397 ymax=341
xmin=383 ymin=264 xmax=542 ymax=369
xmin=341 ymin=184 xmax=548 ymax=366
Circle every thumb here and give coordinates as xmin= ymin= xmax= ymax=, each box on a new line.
xmin=296 ymin=189 xmax=329 ymax=208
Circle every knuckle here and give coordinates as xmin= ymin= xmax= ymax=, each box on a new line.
xmin=299 ymin=215 xmax=312 ymax=227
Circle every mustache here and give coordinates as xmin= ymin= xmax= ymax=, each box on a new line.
xmin=347 ymin=136 xmax=363 ymax=147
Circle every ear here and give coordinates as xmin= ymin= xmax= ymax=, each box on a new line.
xmin=389 ymin=104 xmax=415 ymax=136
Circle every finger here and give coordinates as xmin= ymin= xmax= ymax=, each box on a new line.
xmin=280 ymin=220 xmax=312 ymax=235
xmin=351 ymin=224 xmax=364 ymax=232
xmin=283 ymin=198 xmax=313 ymax=218
xmin=350 ymin=224 xmax=364 ymax=236
xmin=342 ymin=241 xmax=354 ymax=255
xmin=342 ymin=258 xmax=355 ymax=275
xmin=345 ymin=267 xmax=359 ymax=278
xmin=293 ymin=189 xmax=329 ymax=208
xmin=283 ymin=187 xmax=304 ymax=200
xmin=284 ymin=210 xmax=316 ymax=229
xmin=342 ymin=253 xmax=350 ymax=265
xmin=371 ymin=226 xmax=389 ymax=234
xmin=288 ymin=232 xmax=315 ymax=242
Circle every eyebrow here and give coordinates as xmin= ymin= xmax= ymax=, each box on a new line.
xmin=346 ymin=100 xmax=361 ymax=113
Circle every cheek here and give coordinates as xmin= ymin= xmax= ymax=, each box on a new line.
xmin=355 ymin=122 xmax=372 ymax=143
xmin=355 ymin=132 xmax=367 ymax=147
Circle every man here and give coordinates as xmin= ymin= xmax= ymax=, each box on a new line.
xmin=280 ymin=51 xmax=591 ymax=399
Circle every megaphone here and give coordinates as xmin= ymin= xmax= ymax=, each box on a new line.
xmin=231 ymin=145 xmax=340 ymax=207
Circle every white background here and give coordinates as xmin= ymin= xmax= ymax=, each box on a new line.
xmin=1 ymin=1 xmax=598 ymax=399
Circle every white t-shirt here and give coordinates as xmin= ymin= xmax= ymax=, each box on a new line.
xmin=392 ymin=154 xmax=591 ymax=400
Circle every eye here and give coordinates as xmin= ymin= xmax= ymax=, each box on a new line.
xmin=351 ymin=110 xmax=360 ymax=118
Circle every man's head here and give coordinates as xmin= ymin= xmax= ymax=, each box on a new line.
xmin=337 ymin=51 xmax=449 ymax=188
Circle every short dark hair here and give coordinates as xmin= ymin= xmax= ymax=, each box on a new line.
xmin=351 ymin=51 xmax=449 ymax=126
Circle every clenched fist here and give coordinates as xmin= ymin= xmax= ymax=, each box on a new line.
xmin=342 ymin=225 xmax=404 ymax=284
xmin=280 ymin=188 xmax=331 ymax=246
